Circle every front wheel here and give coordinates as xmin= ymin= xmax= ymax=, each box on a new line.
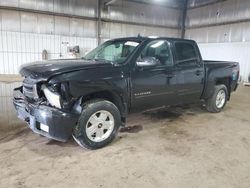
xmin=205 ymin=84 xmax=228 ymax=113
xmin=73 ymin=99 xmax=121 ymax=149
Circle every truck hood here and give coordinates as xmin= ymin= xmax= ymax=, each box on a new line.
xmin=19 ymin=59 xmax=112 ymax=81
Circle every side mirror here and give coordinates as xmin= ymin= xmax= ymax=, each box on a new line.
xmin=136 ymin=57 xmax=159 ymax=68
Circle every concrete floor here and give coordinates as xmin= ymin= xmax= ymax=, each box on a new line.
xmin=0 ymin=83 xmax=250 ymax=188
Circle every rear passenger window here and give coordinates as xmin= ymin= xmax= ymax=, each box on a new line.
xmin=175 ymin=42 xmax=197 ymax=62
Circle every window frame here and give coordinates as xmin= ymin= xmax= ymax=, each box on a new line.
xmin=136 ymin=39 xmax=174 ymax=69
xmin=173 ymin=41 xmax=201 ymax=66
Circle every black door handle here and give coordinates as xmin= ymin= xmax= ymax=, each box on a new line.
xmin=195 ymin=70 xmax=203 ymax=76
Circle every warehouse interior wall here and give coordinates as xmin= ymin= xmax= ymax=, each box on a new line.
xmin=0 ymin=0 xmax=182 ymax=76
xmin=0 ymin=0 xmax=182 ymax=121
xmin=185 ymin=0 xmax=250 ymax=82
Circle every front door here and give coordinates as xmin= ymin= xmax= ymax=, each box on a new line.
xmin=130 ymin=40 xmax=178 ymax=111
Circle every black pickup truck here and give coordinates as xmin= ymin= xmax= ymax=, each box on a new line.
xmin=13 ymin=37 xmax=239 ymax=149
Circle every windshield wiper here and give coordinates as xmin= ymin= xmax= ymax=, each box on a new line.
xmin=81 ymin=57 xmax=92 ymax=60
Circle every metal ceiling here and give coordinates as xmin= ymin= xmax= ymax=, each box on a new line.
xmin=124 ymin=0 xmax=227 ymax=9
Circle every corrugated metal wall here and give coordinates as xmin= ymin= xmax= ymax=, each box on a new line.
xmin=0 ymin=0 xmax=181 ymax=127
xmin=0 ymin=0 xmax=181 ymax=75
xmin=101 ymin=22 xmax=180 ymax=42
xmin=185 ymin=0 xmax=250 ymax=82
xmin=102 ymin=1 xmax=180 ymax=27
xmin=0 ymin=0 xmax=99 ymax=75
xmin=198 ymin=42 xmax=250 ymax=81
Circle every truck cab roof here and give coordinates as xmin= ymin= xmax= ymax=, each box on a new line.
xmin=108 ymin=36 xmax=196 ymax=44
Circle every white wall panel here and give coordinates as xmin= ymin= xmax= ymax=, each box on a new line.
xmin=0 ymin=82 xmax=21 ymax=130
xmin=54 ymin=0 xmax=69 ymax=15
xmin=0 ymin=31 xmax=97 ymax=74
xmin=19 ymin=0 xmax=37 ymax=10
xmin=187 ymin=0 xmax=250 ymax=28
xmin=37 ymin=14 xmax=54 ymax=35
xmin=83 ymin=20 xmax=97 ymax=38
xmin=241 ymin=22 xmax=250 ymax=42
xmin=20 ymin=12 xmax=38 ymax=33
xmin=0 ymin=1 xmax=181 ymax=76
xmin=69 ymin=0 xmax=97 ymax=18
xmin=101 ymin=22 xmax=180 ymax=40
xmin=36 ymin=0 xmax=54 ymax=12
xmin=198 ymin=42 xmax=250 ymax=82
xmin=0 ymin=0 xmax=18 ymax=7
xmin=103 ymin=1 xmax=181 ymax=28
xmin=70 ymin=18 xmax=84 ymax=37
xmin=1 ymin=10 xmax=20 ymax=32
xmin=236 ymin=0 xmax=250 ymax=20
xmin=186 ymin=21 xmax=250 ymax=43
xmin=54 ymin=16 xmax=70 ymax=36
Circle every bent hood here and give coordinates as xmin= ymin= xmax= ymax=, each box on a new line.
xmin=19 ymin=59 xmax=113 ymax=81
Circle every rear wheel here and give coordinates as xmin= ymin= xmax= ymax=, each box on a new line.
xmin=205 ymin=84 xmax=228 ymax=113
xmin=73 ymin=99 xmax=121 ymax=149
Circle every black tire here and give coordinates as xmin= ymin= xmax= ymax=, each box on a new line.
xmin=205 ymin=84 xmax=228 ymax=113
xmin=73 ymin=99 xmax=121 ymax=150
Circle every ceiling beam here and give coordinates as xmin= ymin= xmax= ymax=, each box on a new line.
xmin=186 ymin=18 xmax=250 ymax=29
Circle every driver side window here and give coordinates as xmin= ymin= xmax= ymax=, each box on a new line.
xmin=139 ymin=40 xmax=173 ymax=67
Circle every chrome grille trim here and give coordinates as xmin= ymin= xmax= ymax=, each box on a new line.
xmin=22 ymin=79 xmax=39 ymax=99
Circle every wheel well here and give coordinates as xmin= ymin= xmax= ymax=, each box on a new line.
xmin=215 ymin=77 xmax=231 ymax=99
xmin=81 ymin=90 xmax=127 ymax=123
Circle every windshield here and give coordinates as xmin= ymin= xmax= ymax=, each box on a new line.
xmin=84 ymin=40 xmax=140 ymax=64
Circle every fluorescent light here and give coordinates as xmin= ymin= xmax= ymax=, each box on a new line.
xmin=125 ymin=41 xmax=139 ymax=47
xmin=148 ymin=36 xmax=159 ymax=39
xmin=151 ymin=41 xmax=164 ymax=48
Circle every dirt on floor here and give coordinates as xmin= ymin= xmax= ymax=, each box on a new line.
xmin=0 ymin=85 xmax=250 ymax=188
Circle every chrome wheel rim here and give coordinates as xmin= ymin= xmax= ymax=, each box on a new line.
xmin=216 ymin=90 xmax=226 ymax=108
xmin=86 ymin=110 xmax=115 ymax=142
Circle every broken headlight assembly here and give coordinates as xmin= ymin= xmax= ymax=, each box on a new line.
xmin=42 ymin=84 xmax=62 ymax=109
xmin=41 ymin=82 xmax=72 ymax=109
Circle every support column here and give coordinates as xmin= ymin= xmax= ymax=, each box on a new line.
xmin=97 ymin=0 xmax=102 ymax=45
xmin=181 ymin=0 xmax=188 ymax=39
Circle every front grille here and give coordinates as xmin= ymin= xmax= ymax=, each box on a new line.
xmin=23 ymin=79 xmax=39 ymax=99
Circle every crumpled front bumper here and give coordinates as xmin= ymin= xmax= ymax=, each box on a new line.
xmin=13 ymin=87 xmax=79 ymax=142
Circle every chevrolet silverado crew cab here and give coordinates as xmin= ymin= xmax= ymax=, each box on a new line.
xmin=13 ymin=37 xmax=239 ymax=149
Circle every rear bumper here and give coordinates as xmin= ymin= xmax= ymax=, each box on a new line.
xmin=13 ymin=87 xmax=79 ymax=142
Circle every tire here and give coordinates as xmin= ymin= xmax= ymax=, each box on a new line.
xmin=73 ymin=99 xmax=121 ymax=150
xmin=205 ymin=84 xmax=228 ymax=113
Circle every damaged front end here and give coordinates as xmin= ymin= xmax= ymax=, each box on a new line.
xmin=13 ymin=77 xmax=79 ymax=142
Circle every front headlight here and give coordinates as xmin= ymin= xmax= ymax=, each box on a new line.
xmin=42 ymin=85 xmax=61 ymax=109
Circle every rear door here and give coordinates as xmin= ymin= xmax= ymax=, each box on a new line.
xmin=173 ymin=41 xmax=204 ymax=103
